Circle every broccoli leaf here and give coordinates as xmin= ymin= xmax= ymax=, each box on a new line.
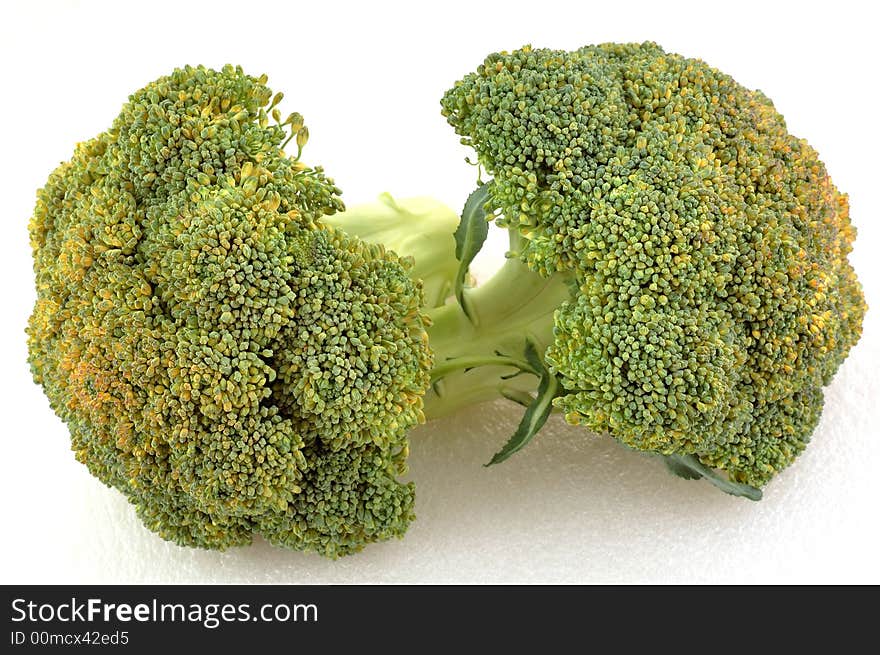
xmin=487 ymin=340 xmax=559 ymax=466
xmin=453 ymin=183 xmax=491 ymax=323
xmin=664 ymin=454 xmax=763 ymax=501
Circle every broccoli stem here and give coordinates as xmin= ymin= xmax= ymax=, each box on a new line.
xmin=422 ymin=242 xmax=571 ymax=419
xmin=327 ymin=197 xmax=572 ymax=420
xmin=323 ymin=195 xmax=461 ymax=309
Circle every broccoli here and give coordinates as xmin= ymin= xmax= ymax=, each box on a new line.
xmin=27 ymin=44 xmax=866 ymax=557
xmin=333 ymin=42 xmax=866 ymax=498
xmin=27 ymin=65 xmax=435 ymax=556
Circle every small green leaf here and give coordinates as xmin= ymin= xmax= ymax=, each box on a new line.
xmin=663 ymin=454 xmax=763 ymax=501
xmin=522 ymin=338 xmax=544 ymax=373
xmin=487 ymin=341 xmax=558 ymax=466
xmin=453 ymin=183 xmax=491 ymax=323
xmin=664 ymin=455 xmax=703 ymax=480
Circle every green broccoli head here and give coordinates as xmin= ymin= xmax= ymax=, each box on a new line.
xmin=27 ymin=65 xmax=431 ymax=556
xmin=440 ymin=43 xmax=866 ymax=488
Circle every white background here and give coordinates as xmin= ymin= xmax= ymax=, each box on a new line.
xmin=1 ymin=0 xmax=877 ymax=583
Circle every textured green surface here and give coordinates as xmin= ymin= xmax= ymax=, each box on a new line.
xmin=27 ymin=66 xmax=431 ymax=556
xmin=441 ymin=43 xmax=866 ymax=486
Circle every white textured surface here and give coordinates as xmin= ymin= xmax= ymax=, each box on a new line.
xmin=1 ymin=0 xmax=878 ymax=584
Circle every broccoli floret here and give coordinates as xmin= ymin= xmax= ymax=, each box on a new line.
xmin=334 ymin=42 xmax=866 ymax=498
xmin=27 ymin=65 xmax=432 ymax=556
xmin=431 ymin=42 xmax=866 ymax=492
